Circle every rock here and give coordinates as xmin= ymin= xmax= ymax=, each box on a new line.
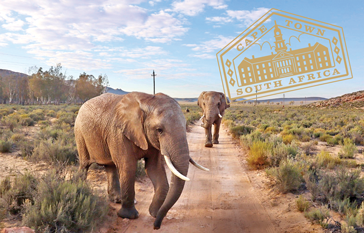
xmin=1 ymin=227 xmax=35 ymax=233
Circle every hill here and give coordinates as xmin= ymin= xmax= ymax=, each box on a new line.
xmin=308 ymin=90 xmax=364 ymax=108
xmin=0 ymin=69 xmax=28 ymax=78
xmin=105 ymin=87 xmax=129 ymax=95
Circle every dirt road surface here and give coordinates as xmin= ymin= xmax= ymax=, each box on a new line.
xmin=102 ymin=122 xmax=277 ymax=233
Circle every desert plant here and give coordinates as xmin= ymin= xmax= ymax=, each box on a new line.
xmin=304 ymin=207 xmax=330 ymax=228
xmin=230 ymin=125 xmax=254 ymax=138
xmin=22 ymin=170 xmax=108 ymax=232
xmin=315 ymin=151 xmax=341 ymax=169
xmin=32 ymin=138 xmax=77 ymax=165
xmin=136 ymin=159 xmax=146 ymax=178
xmin=339 ymin=138 xmax=357 ymax=159
xmin=0 ymin=174 xmax=38 ymax=215
xmin=246 ymin=141 xmax=271 ymax=169
xmin=0 ymin=140 xmax=11 ymax=153
xmin=296 ymin=195 xmax=310 ymax=212
xmin=267 ymin=160 xmax=302 ymax=193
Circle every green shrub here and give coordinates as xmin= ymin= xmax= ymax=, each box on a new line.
xmin=319 ymin=133 xmax=332 ymax=143
xmin=315 ymin=151 xmax=341 ymax=169
xmin=230 ymin=125 xmax=254 ymax=138
xmin=0 ymin=174 xmax=38 ymax=215
xmin=46 ymin=110 xmax=56 ymax=117
xmin=136 ymin=160 xmax=146 ymax=178
xmin=32 ymin=138 xmax=77 ymax=165
xmin=296 ymin=195 xmax=310 ymax=212
xmin=0 ymin=140 xmax=11 ymax=153
xmin=19 ymin=114 xmax=34 ymax=126
xmin=10 ymin=133 xmax=23 ymax=142
xmin=247 ymin=141 xmax=271 ymax=169
xmin=339 ymin=138 xmax=357 ymax=159
xmin=319 ymin=169 xmax=364 ymax=209
xmin=304 ymin=207 xmax=330 ymax=227
xmin=282 ymin=134 xmax=295 ymax=144
xmin=267 ymin=160 xmax=302 ymax=193
xmin=22 ymin=171 xmax=108 ymax=232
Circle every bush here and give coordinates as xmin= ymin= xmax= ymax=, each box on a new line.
xmin=0 ymin=140 xmax=11 ymax=153
xmin=247 ymin=141 xmax=271 ymax=169
xmin=267 ymin=160 xmax=302 ymax=193
xmin=10 ymin=133 xmax=24 ymax=142
xmin=32 ymin=138 xmax=78 ymax=165
xmin=0 ymin=174 xmax=38 ymax=215
xmin=315 ymin=151 xmax=341 ymax=169
xmin=22 ymin=171 xmax=108 ymax=232
xmin=282 ymin=134 xmax=295 ymax=144
xmin=19 ymin=114 xmax=34 ymax=126
xmin=230 ymin=125 xmax=254 ymax=138
xmin=296 ymin=195 xmax=310 ymax=212
xmin=136 ymin=160 xmax=146 ymax=178
xmin=339 ymin=138 xmax=357 ymax=159
xmin=304 ymin=207 xmax=330 ymax=227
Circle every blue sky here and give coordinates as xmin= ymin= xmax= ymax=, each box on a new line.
xmin=0 ymin=0 xmax=363 ymax=98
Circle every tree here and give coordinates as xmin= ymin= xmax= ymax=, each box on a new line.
xmin=75 ymin=73 xmax=108 ymax=103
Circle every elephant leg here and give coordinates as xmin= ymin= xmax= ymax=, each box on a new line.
xmin=105 ymin=164 xmax=122 ymax=203
xmin=76 ymin=135 xmax=90 ymax=179
xmin=205 ymin=126 xmax=213 ymax=147
xmin=213 ymin=122 xmax=221 ymax=144
xmin=145 ymin=155 xmax=169 ymax=218
xmin=115 ymin=160 xmax=139 ymax=219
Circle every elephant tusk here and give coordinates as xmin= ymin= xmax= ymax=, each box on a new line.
xmin=189 ymin=158 xmax=209 ymax=171
xmin=164 ymin=155 xmax=190 ymax=181
xmin=218 ymin=113 xmax=223 ymax=118
xmin=199 ymin=114 xmax=204 ymax=121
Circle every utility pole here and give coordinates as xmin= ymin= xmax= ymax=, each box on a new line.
xmin=283 ymin=94 xmax=285 ymax=106
xmin=151 ymin=70 xmax=157 ymax=95
xmin=255 ymin=89 xmax=257 ymax=106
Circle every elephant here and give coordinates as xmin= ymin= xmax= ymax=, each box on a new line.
xmin=197 ymin=91 xmax=230 ymax=147
xmin=74 ymin=92 xmax=208 ymax=229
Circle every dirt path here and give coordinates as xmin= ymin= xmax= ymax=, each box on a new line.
xmin=103 ymin=122 xmax=277 ymax=233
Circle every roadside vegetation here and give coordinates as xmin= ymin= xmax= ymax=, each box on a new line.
xmin=223 ymin=104 xmax=364 ymax=232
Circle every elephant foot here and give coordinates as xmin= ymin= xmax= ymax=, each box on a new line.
xmin=213 ymin=138 xmax=219 ymax=144
xmin=117 ymin=206 xmax=139 ymax=219
xmin=205 ymin=141 xmax=213 ymax=147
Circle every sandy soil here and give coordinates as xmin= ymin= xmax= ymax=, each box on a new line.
xmin=0 ymin=121 xmax=323 ymax=232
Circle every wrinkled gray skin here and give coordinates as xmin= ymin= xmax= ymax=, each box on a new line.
xmin=75 ymin=92 xmax=190 ymax=229
xmin=198 ymin=91 xmax=230 ymax=147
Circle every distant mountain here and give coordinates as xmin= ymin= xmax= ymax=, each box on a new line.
xmin=259 ymin=97 xmax=327 ymax=103
xmin=235 ymin=97 xmax=326 ymax=103
xmin=105 ymin=87 xmax=129 ymax=95
xmin=308 ymin=90 xmax=364 ymax=108
xmin=0 ymin=69 xmax=28 ymax=78
xmin=174 ymin=98 xmax=198 ymax=102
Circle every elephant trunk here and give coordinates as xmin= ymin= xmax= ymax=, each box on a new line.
xmin=155 ymin=139 xmax=189 ymax=229
xmin=202 ymin=109 xmax=220 ymax=128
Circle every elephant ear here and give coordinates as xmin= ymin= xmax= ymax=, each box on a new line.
xmin=220 ymin=93 xmax=230 ymax=109
xmin=116 ymin=93 xmax=148 ymax=150
xmin=197 ymin=91 xmax=206 ymax=108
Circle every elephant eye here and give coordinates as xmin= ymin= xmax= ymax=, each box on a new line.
xmin=218 ymin=102 xmax=221 ymax=107
xmin=157 ymin=128 xmax=163 ymax=134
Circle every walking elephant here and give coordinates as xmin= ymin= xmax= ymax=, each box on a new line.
xmin=74 ymin=92 xmax=208 ymax=229
xmin=197 ymin=91 xmax=230 ymax=147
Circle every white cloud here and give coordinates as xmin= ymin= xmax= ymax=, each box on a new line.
xmin=121 ymin=46 xmax=168 ymax=58
xmin=227 ymin=8 xmax=270 ymax=26
xmin=206 ymin=16 xmax=232 ymax=23
xmin=149 ymin=0 xmax=162 ymax=6
xmin=185 ymin=35 xmax=233 ymax=59
xmin=0 ymin=1 xmax=189 ymax=70
xmin=191 ymin=53 xmax=215 ymax=59
xmin=172 ymin=0 xmax=227 ymax=16
xmin=120 ymin=10 xmax=188 ymax=43
xmin=206 ymin=7 xmax=270 ymax=27
xmin=2 ymin=19 xmax=24 ymax=31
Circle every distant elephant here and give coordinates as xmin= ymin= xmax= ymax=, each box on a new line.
xmin=197 ymin=91 xmax=230 ymax=147
xmin=74 ymin=92 xmax=208 ymax=229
